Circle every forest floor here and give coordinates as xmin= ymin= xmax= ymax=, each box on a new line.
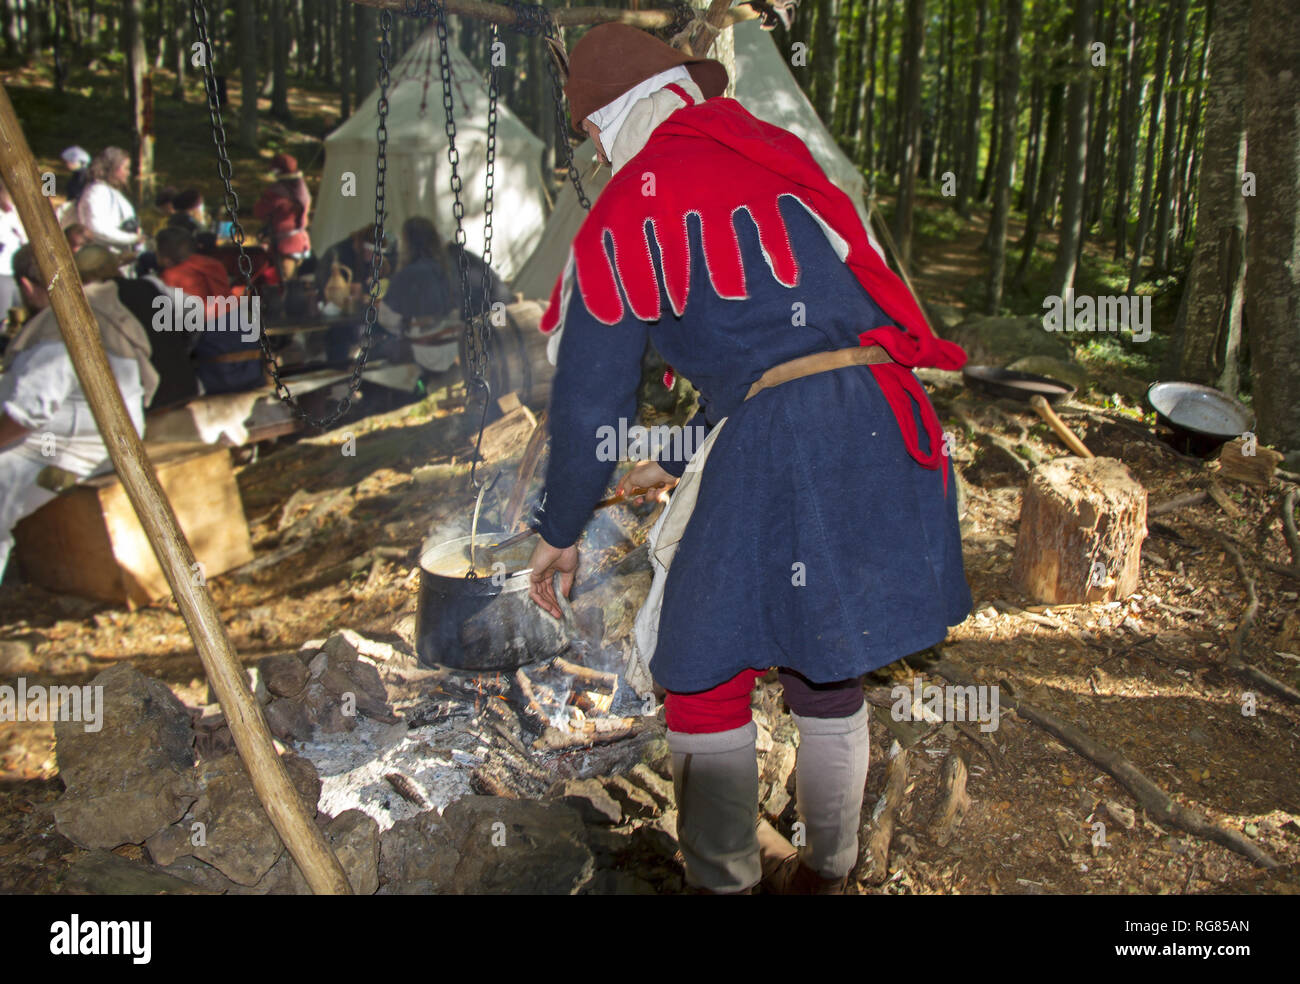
xmin=2 ymin=62 xmax=1297 ymax=896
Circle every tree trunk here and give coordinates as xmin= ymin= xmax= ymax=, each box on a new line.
xmin=1151 ymin=0 xmax=1188 ymax=274
xmin=892 ymin=0 xmax=926 ymax=269
xmin=957 ymin=0 xmax=988 ymax=217
xmin=881 ymin=2 xmax=898 ymax=176
xmin=302 ymin=0 xmax=317 ymax=78
xmin=1244 ymin=0 xmax=1300 ymax=456
xmin=1012 ymin=76 xmax=1064 ymax=290
xmin=271 ymin=0 xmax=291 ymax=120
xmin=1113 ymin=0 xmax=1142 ymax=260
xmin=857 ymin=0 xmax=880 ymax=178
xmin=322 ymin=0 xmax=334 ymax=86
xmin=984 ymin=0 xmax=1024 ymax=314
xmin=171 ymin=0 xmax=186 ymax=100
xmin=124 ymin=0 xmax=145 ymax=174
xmin=1175 ymin=1 xmax=1212 ymax=254
xmin=338 ymin=0 xmax=351 ymax=119
xmin=237 ymin=0 xmax=259 ymax=148
xmin=1127 ymin=6 xmax=1173 ymax=292
xmin=1018 ymin=73 xmax=1043 ymax=214
xmin=1084 ymin=0 xmax=1117 ymax=231
xmin=1049 ymin=0 xmax=1096 ymax=299
xmin=353 ymin=4 xmax=378 ymax=110
xmin=1168 ymin=0 xmax=1248 ymax=393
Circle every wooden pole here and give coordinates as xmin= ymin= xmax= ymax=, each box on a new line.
xmin=0 ymin=84 xmax=352 ymax=896
xmin=344 ymin=0 xmax=758 ymax=30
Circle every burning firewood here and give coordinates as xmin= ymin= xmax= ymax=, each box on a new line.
xmin=532 ymin=716 xmax=645 ymax=752
xmin=384 ymin=771 xmax=430 ymax=810
xmin=550 ymin=655 xmax=619 ymax=693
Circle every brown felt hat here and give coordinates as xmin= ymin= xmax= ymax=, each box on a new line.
xmin=565 ymin=23 xmax=728 ymax=133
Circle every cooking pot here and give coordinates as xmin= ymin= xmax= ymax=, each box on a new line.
xmin=414 ymin=532 xmax=570 ymax=671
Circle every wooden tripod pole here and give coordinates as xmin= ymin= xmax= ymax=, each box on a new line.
xmin=0 ymin=84 xmax=352 ymax=895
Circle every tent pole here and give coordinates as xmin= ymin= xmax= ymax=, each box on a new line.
xmin=0 ymin=83 xmax=352 ymax=896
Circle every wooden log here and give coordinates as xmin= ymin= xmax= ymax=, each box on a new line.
xmin=929 ymin=748 xmax=971 ymax=848
xmin=1216 ymin=437 xmax=1284 ymax=486
xmin=862 ymin=740 xmax=910 ymax=885
xmin=501 ymin=409 xmax=549 ymax=533
xmin=15 ymin=443 xmax=254 ymax=604
xmin=477 ymin=404 xmax=537 ymax=465
xmin=505 ymin=301 xmax=556 ymax=409
xmin=0 ymin=83 xmax=350 ymax=895
xmin=1012 ymin=457 xmax=1148 ymax=604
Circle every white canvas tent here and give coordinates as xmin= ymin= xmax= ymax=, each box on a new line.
xmin=312 ymin=29 xmax=549 ymax=282
xmin=511 ymin=18 xmax=880 ymax=299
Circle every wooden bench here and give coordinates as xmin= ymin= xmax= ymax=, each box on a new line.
xmin=13 ymin=442 xmax=254 ymax=606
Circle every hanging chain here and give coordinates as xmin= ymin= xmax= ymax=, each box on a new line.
xmin=189 ymin=0 xmax=392 ymax=431
xmin=505 ymin=0 xmax=591 ymax=212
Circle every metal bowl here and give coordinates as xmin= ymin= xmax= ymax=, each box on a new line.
xmin=1146 ymin=381 xmax=1253 ymax=455
xmin=961 ymin=365 xmax=1076 ymax=405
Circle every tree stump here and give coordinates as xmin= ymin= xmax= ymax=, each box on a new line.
xmin=1011 ymin=457 xmax=1147 ymax=604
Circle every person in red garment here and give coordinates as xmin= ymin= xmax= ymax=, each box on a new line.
xmin=156 ymin=227 xmax=262 ymax=394
xmin=525 ymin=25 xmax=971 ymax=894
xmin=254 ymin=153 xmax=312 ymax=282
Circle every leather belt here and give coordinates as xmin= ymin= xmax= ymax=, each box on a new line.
xmin=201 ymin=349 xmax=264 ymax=364
xmin=745 ymin=344 xmax=893 ymax=402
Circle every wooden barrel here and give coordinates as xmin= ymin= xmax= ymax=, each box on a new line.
xmin=496 ymin=300 xmax=555 ymax=410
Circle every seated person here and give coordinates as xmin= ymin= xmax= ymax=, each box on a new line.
xmin=377 ymin=217 xmax=514 ymax=374
xmin=156 ymin=227 xmax=263 ymax=395
xmin=166 ymin=189 xmax=217 ymax=253
xmin=76 ymin=245 xmax=199 ymax=411
xmin=317 ymin=224 xmax=394 ymax=295
xmin=376 ymin=217 xmax=456 ymax=372
xmin=139 ymin=186 xmax=179 ymax=238
xmin=64 ymin=223 xmax=92 ymax=252
xmin=0 ymin=245 xmax=158 ymax=579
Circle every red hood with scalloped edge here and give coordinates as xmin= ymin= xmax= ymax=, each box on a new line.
xmin=539 ymin=92 xmax=966 ymax=486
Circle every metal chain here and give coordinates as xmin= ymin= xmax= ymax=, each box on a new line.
xmin=188 ymin=0 xmax=392 ymax=431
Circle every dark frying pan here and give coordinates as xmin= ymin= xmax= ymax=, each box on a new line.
xmin=962 ymin=365 xmax=1076 ymax=405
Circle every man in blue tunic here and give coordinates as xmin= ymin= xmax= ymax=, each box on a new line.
xmin=527 ymin=24 xmax=972 ymax=893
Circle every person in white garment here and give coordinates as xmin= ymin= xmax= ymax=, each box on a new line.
xmin=0 ymin=245 xmax=158 ymax=579
xmin=0 ymin=178 xmax=27 ymax=319
xmin=75 ymin=147 xmax=145 ymax=254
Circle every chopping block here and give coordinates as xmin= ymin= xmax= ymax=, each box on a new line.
xmin=14 ymin=442 xmax=254 ymax=605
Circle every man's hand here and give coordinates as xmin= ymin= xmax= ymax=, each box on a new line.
xmin=617 ymin=460 xmax=677 ymax=505
xmin=527 ymin=537 xmax=579 ymax=619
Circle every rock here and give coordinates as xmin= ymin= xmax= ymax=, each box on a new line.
xmin=300 ymin=682 xmax=356 ymax=734
xmin=0 ymin=638 xmax=36 ymax=675
xmin=146 ymin=821 xmax=197 ymax=867
xmin=948 ymin=314 xmax=1070 ymax=367
xmin=639 ymin=736 xmax=673 ymax=780
xmin=1006 ymin=355 xmax=1091 ymax=393
xmin=317 ymin=655 xmax=394 ymax=722
xmin=64 ymin=849 xmax=213 ymax=895
xmin=571 ymin=571 xmax=652 ymax=645
xmin=332 ymin=628 xmax=400 ymax=664
xmin=320 ymin=632 xmax=360 ymax=663
xmin=603 ymin=775 xmax=659 ymax=820
xmin=159 ymin=855 xmax=241 ymax=894
xmin=441 ymin=797 xmax=593 ymax=895
xmin=187 ymin=752 xmax=321 ymax=886
xmin=378 ymin=810 xmax=457 ymax=894
xmin=1093 ymin=370 xmax=1150 ymax=404
xmin=379 ymin=798 xmax=593 ymax=895
xmin=259 ymin=653 xmax=311 ymax=699
xmin=626 ymin=764 xmax=675 ymax=810
xmin=286 ymin=809 xmax=380 ymax=895
xmin=53 ymin=664 xmax=198 ymax=850
xmin=264 ymin=697 xmax=314 ymax=742
xmin=549 ymin=778 xmax=623 ymax=826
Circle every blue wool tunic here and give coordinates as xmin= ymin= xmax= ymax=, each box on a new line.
xmin=536 ymin=195 xmax=972 ymax=693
